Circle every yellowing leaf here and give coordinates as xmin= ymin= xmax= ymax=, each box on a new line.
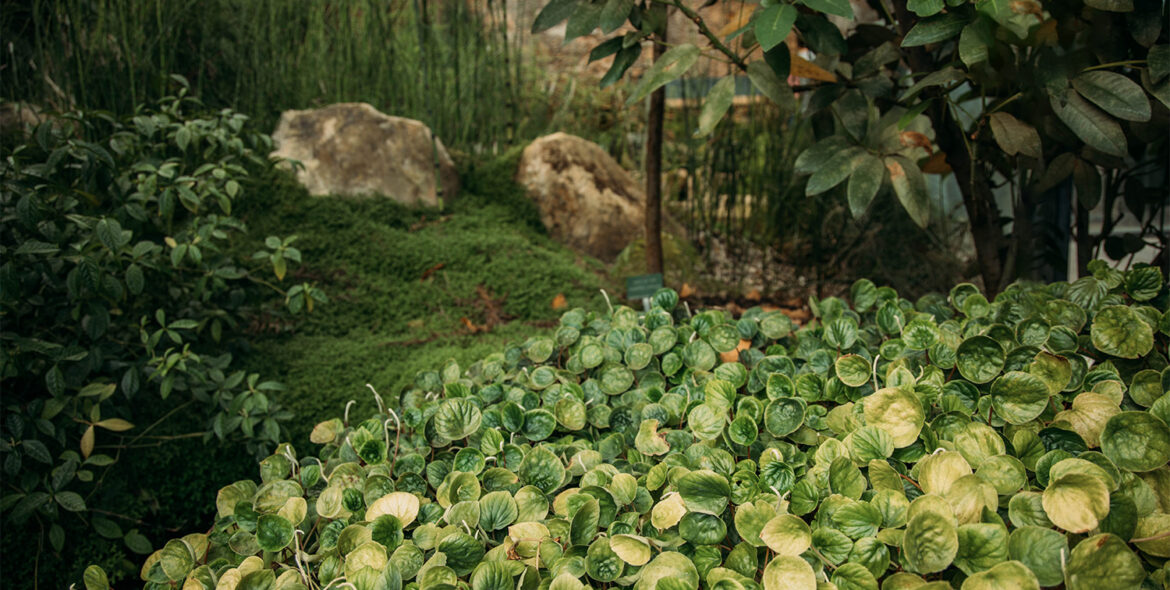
xmin=81 ymin=425 xmax=95 ymax=459
xmin=366 ymin=491 xmax=420 ymax=525
xmin=790 ymin=53 xmax=837 ymax=82
xmin=94 ymin=418 xmax=134 ymax=432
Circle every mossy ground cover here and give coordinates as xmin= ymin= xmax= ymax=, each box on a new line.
xmin=236 ymin=155 xmax=613 ymax=443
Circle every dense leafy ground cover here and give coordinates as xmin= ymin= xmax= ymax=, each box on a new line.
xmin=95 ymin=266 xmax=1170 ymax=590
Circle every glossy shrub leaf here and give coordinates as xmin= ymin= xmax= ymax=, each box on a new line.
xmin=1050 ymin=92 xmax=1129 ymax=158
xmin=989 ymin=112 xmax=1042 ymax=159
xmin=755 ymin=4 xmax=798 ymax=52
xmin=627 ymin=44 xmax=701 ymax=105
xmin=847 ymin=154 xmax=884 ymax=218
xmin=1072 ymin=71 xmax=1151 ymax=122
xmin=695 ymin=76 xmax=736 ymax=138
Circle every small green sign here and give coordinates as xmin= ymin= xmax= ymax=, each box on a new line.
xmin=626 ymin=273 xmax=664 ymax=300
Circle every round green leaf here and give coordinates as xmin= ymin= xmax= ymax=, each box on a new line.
xmin=255 ymin=514 xmax=294 ymax=552
xmin=677 ymin=469 xmax=730 ymax=515
xmin=957 ymin=336 xmax=1006 ymax=384
xmin=434 ymin=399 xmax=483 ymax=442
xmin=960 ymin=560 xmax=1040 ymax=590
xmin=762 ymin=555 xmax=815 ymax=590
xmin=1007 ymin=526 xmax=1068 ymax=587
xmin=1091 ymin=305 xmax=1154 ymax=359
xmin=1065 ymin=533 xmax=1145 ymax=590
xmin=862 ymin=387 xmax=925 ymax=447
xmin=835 ymin=354 xmax=871 ymax=387
xmin=1100 ymin=411 xmax=1170 ymax=472
xmin=903 ymin=511 xmax=959 ymax=574
xmin=1042 ymin=473 xmax=1110 ymax=533
xmin=990 ymin=371 xmax=1050 ymax=425
xmin=760 ymin=514 xmax=811 ymax=556
xmin=517 ymin=446 xmax=565 ymax=494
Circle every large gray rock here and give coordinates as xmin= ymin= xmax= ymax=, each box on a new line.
xmin=515 ymin=133 xmax=645 ymax=261
xmin=270 ymin=103 xmax=458 ymax=206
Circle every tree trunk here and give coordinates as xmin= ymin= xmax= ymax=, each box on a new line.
xmin=890 ymin=1 xmax=1005 ymax=293
xmin=644 ymin=20 xmax=667 ymax=275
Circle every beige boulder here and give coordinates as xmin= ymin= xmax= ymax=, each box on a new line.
xmin=270 ymin=103 xmax=457 ymax=207
xmin=515 ymin=133 xmax=645 ymax=261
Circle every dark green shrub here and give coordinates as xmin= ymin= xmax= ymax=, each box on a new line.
xmin=92 ymin=266 xmax=1170 ymax=590
xmin=0 ymin=83 xmax=323 ymax=583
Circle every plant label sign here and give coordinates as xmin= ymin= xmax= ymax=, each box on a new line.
xmin=626 ymin=273 xmax=663 ymax=300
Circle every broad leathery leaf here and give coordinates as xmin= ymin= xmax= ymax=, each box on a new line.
xmin=884 ymin=155 xmax=930 ymax=228
xmin=796 ymin=136 xmax=851 ymax=174
xmin=746 ymin=61 xmax=796 ymax=112
xmin=601 ymin=44 xmax=642 ymax=89
xmin=847 ymin=154 xmax=884 ymax=219
xmin=1084 ymin=0 xmax=1134 ymax=11
xmin=1049 ymin=91 xmax=1129 ymax=157
xmin=988 ymin=112 xmax=1042 ymax=159
xmin=532 ymin=0 xmax=578 ymax=33
xmin=564 ymin=1 xmax=603 ymax=43
xmin=599 ymin=0 xmax=634 ymax=33
xmin=755 ymin=4 xmax=798 ymax=52
xmin=627 ymin=44 xmax=701 ymax=105
xmin=1150 ymin=44 xmax=1170 ymax=82
xmin=806 ymin=147 xmax=867 ymax=196
xmin=800 ymin=0 xmax=853 ymax=19
xmin=908 ymin=0 xmax=944 ymax=16
xmin=903 ymin=12 xmax=968 ymax=46
xmin=695 ymin=77 xmax=736 ymax=138
xmin=1072 ymin=71 xmax=1151 ymax=121
xmin=959 ymin=19 xmax=994 ymax=66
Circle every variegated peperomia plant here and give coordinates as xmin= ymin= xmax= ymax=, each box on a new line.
xmin=87 ymin=264 xmax=1170 ymax=590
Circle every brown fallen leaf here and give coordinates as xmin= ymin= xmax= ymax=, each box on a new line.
xmin=679 ymin=283 xmax=696 ymax=298
xmin=745 ymin=289 xmax=762 ymax=301
xmin=921 ymin=151 xmax=952 ymax=174
xmin=551 ymin=293 xmax=567 ymax=310
xmin=420 ymin=262 xmax=445 ymax=281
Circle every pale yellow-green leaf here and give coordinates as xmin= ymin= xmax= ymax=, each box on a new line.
xmin=365 ymin=491 xmax=420 ymax=525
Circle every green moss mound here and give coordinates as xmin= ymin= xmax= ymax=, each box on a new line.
xmin=235 ymin=154 xmax=610 ymax=442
